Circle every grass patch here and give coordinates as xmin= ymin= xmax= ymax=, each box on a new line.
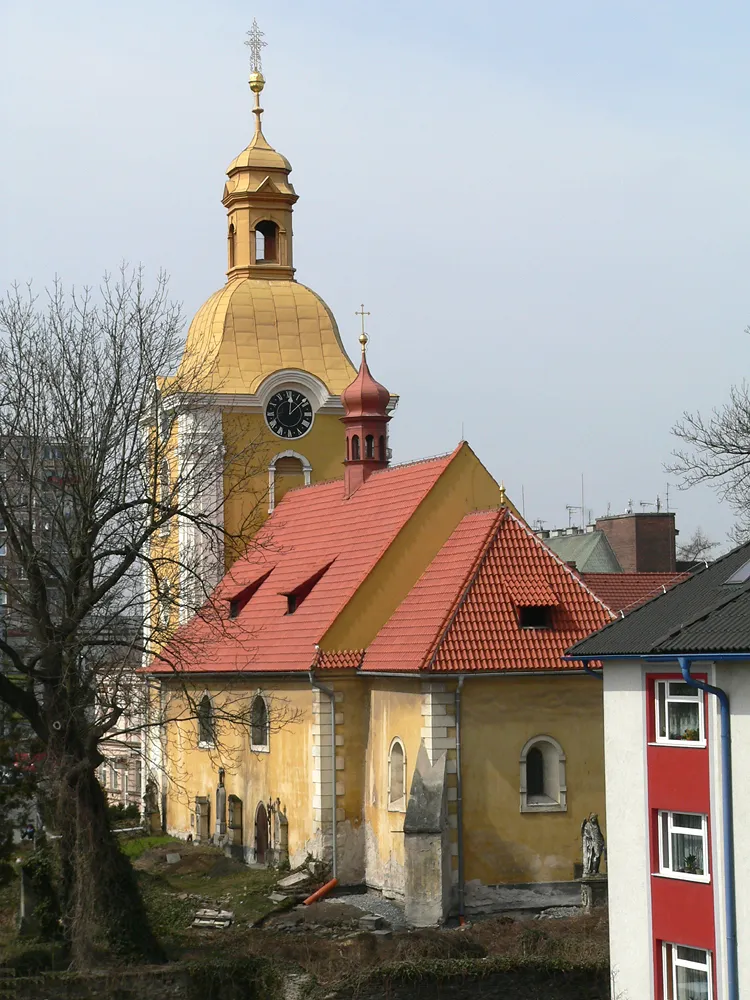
xmin=119 ymin=835 xmax=180 ymax=860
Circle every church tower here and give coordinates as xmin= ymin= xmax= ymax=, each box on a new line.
xmin=341 ymin=329 xmax=391 ymax=498
xmin=171 ymin=25 xmax=367 ymax=593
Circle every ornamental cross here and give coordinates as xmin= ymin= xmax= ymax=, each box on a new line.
xmin=355 ymin=304 xmax=370 ymax=337
xmin=245 ymin=19 xmax=267 ymax=73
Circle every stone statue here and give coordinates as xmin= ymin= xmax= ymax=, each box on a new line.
xmin=143 ymin=777 xmax=161 ymax=835
xmin=581 ymin=812 xmax=605 ymax=877
xmin=215 ymin=768 xmax=227 ymax=837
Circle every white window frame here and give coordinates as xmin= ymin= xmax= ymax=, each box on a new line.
xmin=519 ymin=735 xmax=567 ymax=813
xmin=654 ymin=680 xmax=706 ymax=747
xmin=662 ymin=942 xmax=712 ymax=1000
xmin=657 ymin=810 xmax=710 ymax=883
xmin=249 ymin=692 xmax=270 ymax=753
xmin=387 ymin=737 xmax=407 ymax=812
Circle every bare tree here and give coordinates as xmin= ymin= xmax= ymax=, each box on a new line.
xmin=0 ymin=269 xmax=287 ymax=965
xmin=671 ymin=375 xmax=750 ymax=541
xmin=676 ymin=527 xmax=718 ymax=564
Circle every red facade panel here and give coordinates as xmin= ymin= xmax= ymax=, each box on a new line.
xmin=646 ymin=673 xmax=716 ymax=999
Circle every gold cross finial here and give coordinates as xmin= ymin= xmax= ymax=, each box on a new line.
xmin=355 ymin=304 xmax=370 ymax=352
xmin=245 ymin=19 xmax=267 ymax=73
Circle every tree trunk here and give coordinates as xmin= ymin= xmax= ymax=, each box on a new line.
xmin=54 ymin=758 xmax=164 ymax=966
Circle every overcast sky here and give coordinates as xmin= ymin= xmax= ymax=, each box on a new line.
xmin=2 ymin=0 xmax=749 ymax=546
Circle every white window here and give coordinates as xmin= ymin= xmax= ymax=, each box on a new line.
xmin=662 ymin=943 xmax=712 ymax=1000
xmin=388 ymin=738 xmax=407 ymax=811
xmin=519 ymin=735 xmax=567 ymax=813
xmin=658 ymin=811 xmax=709 ymax=882
xmin=655 ymin=680 xmax=705 ymax=745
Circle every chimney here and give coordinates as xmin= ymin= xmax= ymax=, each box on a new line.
xmin=594 ymin=512 xmax=676 ymax=573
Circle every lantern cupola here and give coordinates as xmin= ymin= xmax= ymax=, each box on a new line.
xmin=341 ymin=318 xmax=391 ymax=498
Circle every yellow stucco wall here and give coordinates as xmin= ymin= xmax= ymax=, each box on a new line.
xmin=362 ymin=680 xmax=424 ymax=896
xmin=221 ymin=409 xmax=346 ymax=564
xmin=460 ymin=674 xmax=605 ymax=885
xmin=321 ymin=444 xmax=507 ymax=651
xmin=162 ymin=678 xmax=316 ymax=866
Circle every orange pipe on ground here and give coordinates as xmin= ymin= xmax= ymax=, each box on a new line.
xmin=303 ymin=877 xmax=338 ymax=905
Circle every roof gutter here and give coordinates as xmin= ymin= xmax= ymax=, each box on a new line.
xmin=454 ymin=675 xmax=466 ymax=924
xmin=676 ymin=656 xmax=738 ymax=1000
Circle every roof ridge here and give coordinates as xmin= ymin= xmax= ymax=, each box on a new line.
xmin=369 ymin=446 xmax=459 ymax=476
xmin=423 ymin=509 xmax=506 ymax=671
xmin=505 ymin=511 xmax=616 ymax=618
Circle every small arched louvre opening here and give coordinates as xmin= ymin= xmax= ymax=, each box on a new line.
xmin=351 ymin=435 xmax=360 ymax=460
xmin=520 ymin=735 xmax=567 ymax=813
xmin=228 ymin=222 xmax=236 ymax=269
xmin=255 ymin=220 xmax=278 ymax=263
xmin=250 ymin=694 xmax=269 ymax=749
xmin=198 ymin=695 xmax=215 ymax=746
xmin=365 ymin=434 xmax=374 ymax=459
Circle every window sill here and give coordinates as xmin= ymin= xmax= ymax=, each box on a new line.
xmin=250 ymin=744 xmax=270 ymax=754
xmin=521 ymin=802 xmax=567 ymax=814
xmin=652 ymin=871 xmax=710 ymax=885
xmin=197 ymin=742 xmax=215 ymax=750
xmin=648 ymin=740 xmax=706 ymax=749
xmin=387 ymin=801 xmax=406 ymax=814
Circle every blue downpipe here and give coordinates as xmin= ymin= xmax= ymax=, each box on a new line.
xmin=678 ymin=656 xmax=738 ymax=1000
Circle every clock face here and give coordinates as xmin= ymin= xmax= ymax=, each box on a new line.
xmin=265 ymin=389 xmax=314 ymax=439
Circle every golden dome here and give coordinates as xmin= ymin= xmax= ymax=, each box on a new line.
xmin=178 ymin=279 xmax=357 ymax=395
xmin=226 ymin=129 xmax=292 ymax=176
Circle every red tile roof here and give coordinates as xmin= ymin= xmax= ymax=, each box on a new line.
xmin=363 ymin=510 xmax=613 ymax=673
xmin=150 ymin=449 xmax=459 ymax=674
xmin=582 ymin=572 xmax=689 ymax=616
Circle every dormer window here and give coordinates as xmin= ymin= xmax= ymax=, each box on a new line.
xmin=255 ymin=220 xmax=278 ymax=263
xmin=519 ymin=605 xmax=553 ymax=629
xmin=282 ymin=561 xmax=334 ymax=615
xmin=228 ymin=568 xmax=274 ymax=619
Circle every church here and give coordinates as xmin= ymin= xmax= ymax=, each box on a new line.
xmin=145 ymin=43 xmax=614 ymax=923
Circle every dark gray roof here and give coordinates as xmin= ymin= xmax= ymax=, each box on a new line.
xmin=544 ymin=531 xmax=622 ymax=573
xmin=568 ymin=539 xmax=750 ymax=657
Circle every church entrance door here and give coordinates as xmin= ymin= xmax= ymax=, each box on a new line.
xmin=255 ymin=803 xmax=269 ymax=864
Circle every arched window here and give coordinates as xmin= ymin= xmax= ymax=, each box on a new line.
xmin=379 ymin=435 xmax=386 ymax=461
xmin=228 ymin=222 xmax=236 ymax=269
xmin=159 ymin=459 xmax=171 ymax=536
xmin=346 ymin=437 xmax=350 ymax=461
xmin=388 ymin=738 xmax=407 ymax=810
xmin=198 ymin=694 xmax=215 ymax=746
xmin=520 ymin=736 xmax=567 ymax=813
xmin=250 ymin=694 xmax=269 ymax=751
xmin=255 ymin=220 xmax=278 ymax=263
xmin=157 ymin=580 xmax=171 ymax=629
xmin=351 ymin=435 xmax=360 ymax=461
xmin=365 ymin=434 xmax=374 ymax=459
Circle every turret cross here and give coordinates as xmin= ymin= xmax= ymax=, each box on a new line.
xmin=355 ymin=304 xmax=370 ymax=336
xmin=245 ymin=19 xmax=267 ymax=73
